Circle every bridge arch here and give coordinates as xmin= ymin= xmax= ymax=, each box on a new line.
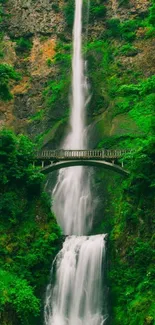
xmin=41 ymin=159 xmax=129 ymax=176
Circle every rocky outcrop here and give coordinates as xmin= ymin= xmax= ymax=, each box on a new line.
xmin=0 ymin=36 xmax=57 ymax=137
xmin=109 ymin=0 xmax=150 ymax=20
xmin=120 ymin=38 xmax=155 ymax=77
xmin=3 ymin=0 xmax=64 ymax=37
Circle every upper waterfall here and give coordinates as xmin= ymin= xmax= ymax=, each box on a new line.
xmin=52 ymin=0 xmax=93 ymax=235
xmin=66 ymin=0 xmax=86 ymax=149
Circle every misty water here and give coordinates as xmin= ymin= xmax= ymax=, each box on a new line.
xmin=44 ymin=1 xmax=108 ymax=324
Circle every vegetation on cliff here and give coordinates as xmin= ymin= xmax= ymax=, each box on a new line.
xmin=0 ymin=64 xmax=20 ymax=100
xmin=84 ymin=2 xmax=155 ymax=324
xmin=0 ymin=0 xmax=154 ymax=325
xmin=108 ymin=136 xmax=155 ymax=325
xmin=0 ymin=130 xmax=61 ymax=325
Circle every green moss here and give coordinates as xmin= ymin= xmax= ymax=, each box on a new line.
xmin=86 ymin=40 xmax=114 ymax=115
xmin=112 ymin=76 xmax=155 ymax=133
xmin=35 ymin=118 xmax=67 ymax=148
xmin=29 ymin=109 xmax=45 ymax=122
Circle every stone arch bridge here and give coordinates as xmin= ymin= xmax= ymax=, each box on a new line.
xmin=35 ymin=149 xmax=132 ymax=176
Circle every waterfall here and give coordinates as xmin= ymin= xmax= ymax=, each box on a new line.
xmin=52 ymin=0 xmax=93 ymax=236
xmin=45 ymin=1 xmax=108 ymax=324
xmin=44 ymin=235 xmax=108 ymax=325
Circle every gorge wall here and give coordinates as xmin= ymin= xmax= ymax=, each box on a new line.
xmin=0 ymin=1 xmax=154 ymax=325
xmin=0 ymin=0 xmax=153 ymax=149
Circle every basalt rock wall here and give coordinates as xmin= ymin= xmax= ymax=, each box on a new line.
xmin=0 ymin=0 xmax=153 ymax=150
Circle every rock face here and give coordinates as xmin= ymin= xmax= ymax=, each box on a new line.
xmin=0 ymin=0 xmax=154 ymax=149
xmin=109 ymin=0 xmax=150 ymax=19
xmin=0 ymin=35 xmax=57 ymax=138
xmin=0 ymin=0 xmax=65 ymax=145
xmin=3 ymin=0 xmax=64 ymax=37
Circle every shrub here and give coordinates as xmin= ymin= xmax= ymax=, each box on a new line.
xmin=118 ymin=0 xmax=130 ymax=7
xmin=0 ymin=269 xmax=40 ymax=323
xmin=106 ymin=19 xmax=121 ymax=38
xmin=0 ymin=63 xmax=21 ymax=100
xmin=52 ymin=3 xmax=60 ymax=13
xmin=145 ymin=26 xmax=155 ymax=38
xmin=64 ymin=0 xmax=74 ymax=28
xmin=90 ymin=4 xmax=107 ymax=19
xmin=15 ymin=37 xmax=32 ymax=54
xmin=117 ymin=44 xmax=138 ymax=56
xmin=149 ymin=4 xmax=155 ymax=26
xmin=120 ymin=19 xmax=138 ymax=41
xmin=106 ymin=18 xmax=139 ymax=41
xmin=46 ymin=58 xmax=53 ymax=67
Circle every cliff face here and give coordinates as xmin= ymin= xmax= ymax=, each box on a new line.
xmin=0 ymin=0 xmax=153 ymax=149
xmin=4 ymin=0 xmax=64 ymax=37
xmin=0 ymin=1 xmax=154 ymax=325
xmin=86 ymin=0 xmax=153 ymax=147
xmin=0 ymin=0 xmax=66 ymax=147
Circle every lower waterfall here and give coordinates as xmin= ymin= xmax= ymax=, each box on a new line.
xmin=44 ymin=235 xmax=108 ymax=325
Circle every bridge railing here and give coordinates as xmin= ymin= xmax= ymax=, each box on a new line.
xmin=36 ymin=149 xmax=132 ymax=160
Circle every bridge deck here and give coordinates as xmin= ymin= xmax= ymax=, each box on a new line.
xmin=36 ymin=149 xmax=132 ymax=160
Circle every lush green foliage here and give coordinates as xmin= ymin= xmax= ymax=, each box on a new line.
xmin=0 ymin=0 xmax=6 ymax=24
xmin=89 ymin=1 xmax=106 ymax=20
xmin=85 ymin=3 xmax=155 ymax=324
xmin=63 ymin=0 xmax=74 ymax=28
xmin=15 ymin=37 xmax=32 ymax=55
xmin=109 ymin=137 xmax=155 ymax=325
xmin=149 ymin=4 xmax=155 ymax=26
xmin=86 ymin=40 xmax=113 ymax=115
xmin=0 ymin=269 xmax=40 ymax=324
xmin=0 ymin=130 xmax=61 ymax=325
xmin=43 ymin=41 xmax=71 ymax=114
xmin=86 ymin=36 xmax=154 ymax=143
xmin=113 ymin=76 xmax=155 ymax=134
xmin=105 ymin=18 xmax=138 ymax=41
xmin=38 ymin=41 xmax=71 ymax=146
xmin=0 ymin=63 xmax=20 ymax=100
xmin=104 ymin=1 xmax=155 ymax=41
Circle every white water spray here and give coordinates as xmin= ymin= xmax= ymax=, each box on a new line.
xmin=52 ymin=0 xmax=93 ymax=235
xmin=45 ymin=1 xmax=108 ymax=324
xmin=44 ymin=235 xmax=108 ymax=325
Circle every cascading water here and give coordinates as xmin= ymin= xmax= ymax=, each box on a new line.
xmin=44 ymin=236 xmax=108 ymax=325
xmin=45 ymin=1 xmax=108 ymax=324
xmin=52 ymin=0 xmax=93 ymax=236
